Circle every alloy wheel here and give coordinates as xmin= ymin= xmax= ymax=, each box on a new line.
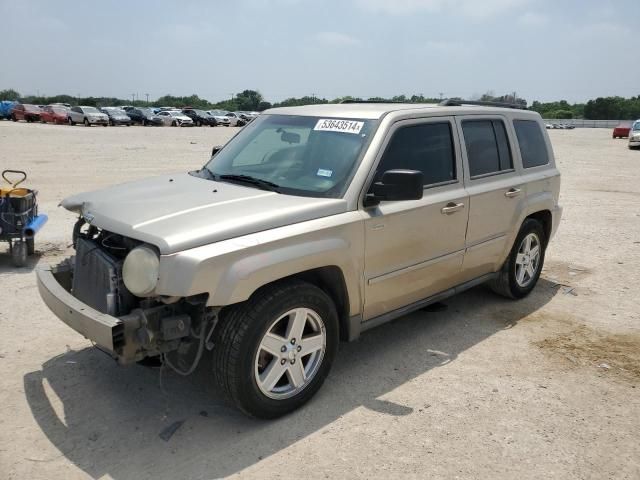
xmin=254 ymin=307 xmax=326 ymax=400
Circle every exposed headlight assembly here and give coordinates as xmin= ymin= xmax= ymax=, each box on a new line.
xmin=123 ymin=245 xmax=160 ymax=296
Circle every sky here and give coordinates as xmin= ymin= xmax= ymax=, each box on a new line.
xmin=1 ymin=0 xmax=638 ymax=104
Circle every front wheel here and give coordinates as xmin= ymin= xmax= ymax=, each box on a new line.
xmin=489 ymin=218 xmax=546 ymax=299
xmin=84 ymin=118 xmax=90 ymax=127
xmin=11 ymin=241 xmax=28 ymax=267
xmin=212 ymin=280 xmax=338 ymax=419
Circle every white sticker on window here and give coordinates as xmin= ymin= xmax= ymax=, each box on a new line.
xmin=317 ymin=168 xmax=333 ymax=177
xmin=314 ymin=118 xmax=364 ymax=134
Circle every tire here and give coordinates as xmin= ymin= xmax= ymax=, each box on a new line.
xmin=489 ymin=218 xmax=546 ymax=299
xmin=68 ymin=117 xmax=74 ymax=126
xmin=84 ymin=118 xmax=90 ymax=127
xmin=11 ymin=241 xmax=28 ymax=268
xmin=26 ymin=238 xmax=35 ymax=255
xmin=11 ymin=115 xmax=17 ymax=122
xmin=109 ymin=119 xmax=114 ymax=126
xmin=212 ymin=280 xmax=339 ymax=419
xmin=196 ymin=120 xmax=202 ymax=127
xmin=172 ymin=121 xmax=177 ymax=127
xmin=142 ymin=119 xmax=147 ymax=126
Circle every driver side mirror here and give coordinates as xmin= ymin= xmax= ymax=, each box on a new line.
xmin=364 ymin=169 xmax=424 ymax=207
xmin=211 ymin=145 xmax=222 ymax=157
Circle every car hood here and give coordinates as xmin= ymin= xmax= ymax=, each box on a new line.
xmin=60 ymin=173 xmax=347 ymax=254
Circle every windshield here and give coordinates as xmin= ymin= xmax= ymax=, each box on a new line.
xmin=169 ymin=111 xmax=183 ymax=116
xmin=204 ymin=114 xmax=378 ymax=198
xmin=83 ymin=107 xmax=100 ymax=113
xmin=633 ymin=122 xmax=640 ymax=131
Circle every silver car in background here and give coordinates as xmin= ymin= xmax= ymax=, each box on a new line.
xmin=207 ymin=109 xmax=231 ymax=126
xmin=629 ymin=120 xmax=640 ymax=149
xmin=68 ymin=106 xmax=109 ymax=126
xmin=156 ymin=110 xmax=194 ymax=127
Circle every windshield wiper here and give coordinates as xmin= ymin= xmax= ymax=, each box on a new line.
xmin=216 ymin=174 xmax=281 ymax=192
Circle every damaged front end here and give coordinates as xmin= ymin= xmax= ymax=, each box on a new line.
xmin=37 ymin=219 xmax=216 ymax=369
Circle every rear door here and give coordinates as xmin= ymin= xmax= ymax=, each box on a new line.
xmin=362 ymin=117 xmax=469 ymax=320
xmin=455 ymin=115 xmax=526 ymax=280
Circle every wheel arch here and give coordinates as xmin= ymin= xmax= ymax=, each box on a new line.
xmin=525 ymin=209 xmax=552 ymax=246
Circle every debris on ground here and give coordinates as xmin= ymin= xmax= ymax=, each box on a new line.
xmin=159 ymin=420 xmax=185 ymax=442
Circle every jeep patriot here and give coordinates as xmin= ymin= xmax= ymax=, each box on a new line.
xmin=37 ymin=101 xmax=562 ymax=418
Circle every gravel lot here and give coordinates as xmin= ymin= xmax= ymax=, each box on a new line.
xmin=0 ymin=122 xmax=639 ymax=479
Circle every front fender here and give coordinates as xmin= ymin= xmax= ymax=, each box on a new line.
xmin=155 ymin=213 xmax=364 ymax=316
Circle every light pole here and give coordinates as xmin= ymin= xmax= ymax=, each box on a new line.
xmin=131 ymin=93 xmax=135 ymax=106
xmin=145 ymin=93 xmax=149 ymax=105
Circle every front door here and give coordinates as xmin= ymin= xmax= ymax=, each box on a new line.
xmin=362 ymin=117 xmax=469 ymax=320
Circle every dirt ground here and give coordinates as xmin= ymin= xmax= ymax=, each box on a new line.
xmin=0 ymin=122 xmax=638 ymax=480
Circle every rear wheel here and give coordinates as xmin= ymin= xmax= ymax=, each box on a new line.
xmin=26 ymin=238 xmax=35 ymax=255
xmin=212 ymin=280 xmax=338 ymax=419
xmin=11 ymin=115 xmax=17 ymax=122
xmin=489 ymin=218 xmax=546 ymax=299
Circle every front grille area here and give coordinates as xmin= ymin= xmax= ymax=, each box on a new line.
xmin=72 ymin=237 xmax=135 ymax=316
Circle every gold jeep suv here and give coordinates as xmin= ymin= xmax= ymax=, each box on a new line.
xmin=37 ymin=100 xmax=562 ymax=418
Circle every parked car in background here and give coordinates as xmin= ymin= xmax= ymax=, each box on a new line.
xmin=207 ymin=110 xmax=231 ymax=126
xmin=100 ymin=107 xmax=132 ymax=126
xmin=68 ymin=106 xmax=109 ymax=126
xmin=156 ymin=110 xmax=193 ymax=126
xmin=629 ymin=121 xmax=640 ymax=149
xmin=40 ymin=105 xmax=69 ymax=124
xmin=126 ymin=108 xmax=163 ymax=126
xmin=613 ymin=121 xmax=632 ymax=139
xmin=0 ymin=100 xmax=17 ymax=119
xmin=224 ymin=111 xmax=247 ymax=127
xmin=11 ymin=104 xmax=43 ymax=122
xmin=182 ymin=108 xmax=217 ymax=127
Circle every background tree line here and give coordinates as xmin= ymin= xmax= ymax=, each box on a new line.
xmin=1 ymin=87 xmax=639 ymax=119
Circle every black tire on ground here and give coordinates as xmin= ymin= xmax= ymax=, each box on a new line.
xmin=142 ymin=119 xmax=147 ymax=126
xmin=212 ymin=279 xmax=339 ymax=419
xmin=68 ymin=117 xmax=74 ymax=125
xmin=109 ymin=119 xmax=114 ymax=126
xmin=196 ymin=120 xmax=202 ymax=127
xmin=489 ymin=218 xmax=547 ymax=299
xmin=172 ymin=121 xmax=177 ymax=127
xmin=26 ymin=238 xmax=35 ymax=255
xmin=11 ymin=115 xmax=17 ymax=122
xmin=84 ymin=118 xmax=90 ymax=127
xmin=11 ymin=241 xmax=28 ymax=267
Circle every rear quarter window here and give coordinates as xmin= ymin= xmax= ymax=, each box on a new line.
xmin=513 ymin=120 xmax=549 ymax=168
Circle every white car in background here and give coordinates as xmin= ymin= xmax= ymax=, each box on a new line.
xmin=629 ymin=120 xmax=640 ymax=149
xmin=156 ymin=110 xmax=194 ymax=127
xmin=68 ymin=106 xmax=109 ymax=126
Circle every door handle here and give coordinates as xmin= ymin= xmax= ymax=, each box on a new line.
xmin=505 ymin=188 xmax=522 ymax=198
xmin=441 ymin=202 xmax=465 ymax=215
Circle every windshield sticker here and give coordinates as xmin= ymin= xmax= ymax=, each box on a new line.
xmin=314 ymin=119 xmax=364 ymax=134
xmin=317 ymin=168 xmax=333 ymax=177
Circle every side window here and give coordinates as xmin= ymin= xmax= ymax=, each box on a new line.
xmin=462 ymin=120 xmax=513 ymax=177
xmin=375 ymin=122 xmax=456 ymax=186
xmin=71 ymin=107 xmax=80 ymax=113
xmin=513 ymin=120 xmax=549 ymax=168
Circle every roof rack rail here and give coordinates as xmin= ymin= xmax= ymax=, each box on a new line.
xmin=439 ymin=98 xmax=527 ymax=110
xmin=339 ymin=99 xmax=400 ymax=104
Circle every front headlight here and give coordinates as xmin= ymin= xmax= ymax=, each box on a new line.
xmin=123 ymin=245 xmax=160 ymax=296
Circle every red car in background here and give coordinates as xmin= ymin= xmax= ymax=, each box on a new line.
xmin=40 ymin=105 xmax=69 ymax=124
xmin=613 ymin=121 xmax=632 ymax=139
xmin=11 ymin=104 xmax=42 ymax=122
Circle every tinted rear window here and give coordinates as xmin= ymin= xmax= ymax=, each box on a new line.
xmin=462 ymin=120 xmax=513 ymax=177
xmin=513 ymin=120 xmax=549 ymax=168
